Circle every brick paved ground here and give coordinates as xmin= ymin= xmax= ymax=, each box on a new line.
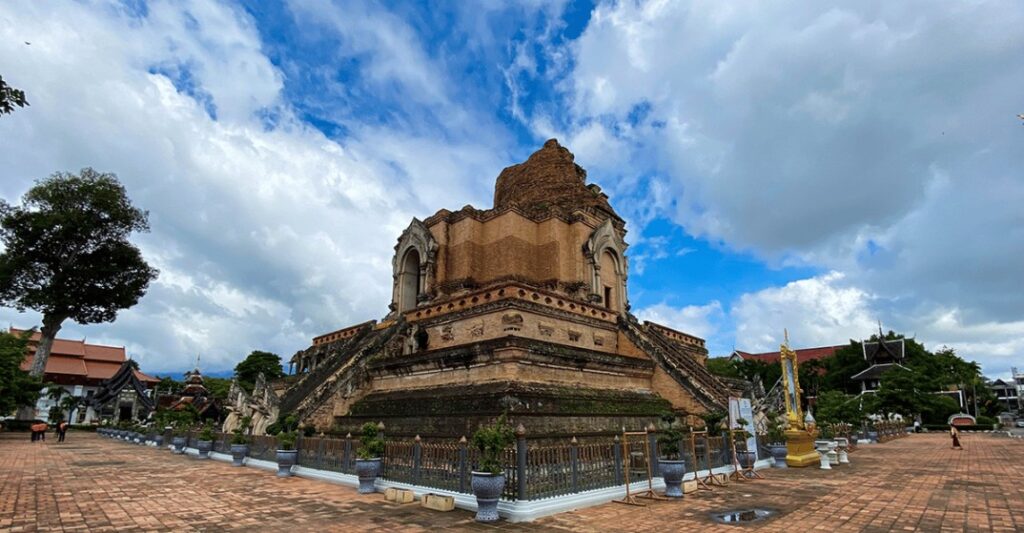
xmin=1 ymin=431 xmax=1021 ymax=532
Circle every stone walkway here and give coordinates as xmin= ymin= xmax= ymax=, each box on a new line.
xmin=1 ymin=431 xmax=1021 ymax=532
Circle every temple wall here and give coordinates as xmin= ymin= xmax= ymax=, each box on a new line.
xmin=428 ymin=210 xmax=596 ymax=288
xmin=367 ymin=346 xmax=652 ymax=396
xmin=422 ymin=308 xmax=622 ymax=355
xmin=650 ymin=365 xmax=708 ymax=415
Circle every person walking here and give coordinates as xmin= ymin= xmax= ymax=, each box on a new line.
xmin=58 ymin=420 xmax=68 ymax=443
xmin=30 ymin=422 xmax=47 ymax=442
xmin=950 ymin=424 xmax=962 ymax=450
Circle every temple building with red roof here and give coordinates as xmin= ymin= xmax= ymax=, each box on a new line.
xmin=13 ymin=327 xmax=159 ymax=423
xmin=728 ymin=345 xmax=845 ymax=366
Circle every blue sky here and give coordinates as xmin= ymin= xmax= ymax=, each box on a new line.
xmin=1 ymin=1 xmax=1023 ymax=378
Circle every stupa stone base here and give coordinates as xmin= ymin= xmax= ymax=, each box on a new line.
xmin=332 ymin=381 xmax=672 ymax=439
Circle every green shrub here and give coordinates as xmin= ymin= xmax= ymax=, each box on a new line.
xmin=356 ymin=422 xmax=385 ymax=459
xmin=231 ymin=416 xmax=251 ymax=445
xmin=955 ymin=424 xmax=997 ymax=431
xmin=2 ymin=419 xmax=45 ymax=431
xmin=277 ymin=431 xmax=297 ymax=450
xmin=975 ymin=415 xmax=996 ymax=425
xmin=267 ymin=413 xmax=298 ymax=436
xmin=701 ymin=410 xmax=726 ymax=437
xmin=765 ymin=411 xmax=786 ymax=444
xmin=198 ymin=421 xmax=215 ymax=441
xmin=472 ymin=414 xmax=515 ymax=474
xmin=657 ymin=414 xmax=685 ymax=460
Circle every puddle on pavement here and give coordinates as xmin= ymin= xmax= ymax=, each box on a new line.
xmin=710 ymin=508 xmax=775 ymax=525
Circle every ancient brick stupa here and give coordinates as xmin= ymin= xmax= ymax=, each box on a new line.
xmin=280 ymin=139 xmax=735 ymax=438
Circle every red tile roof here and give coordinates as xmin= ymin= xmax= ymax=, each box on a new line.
xmin=11 ymin=327 xmax=156 ymax=384
xmin=23 ymin=355 xmax=89 ymax=376
xmin=733 ymin=345 xmax=845 ymax=364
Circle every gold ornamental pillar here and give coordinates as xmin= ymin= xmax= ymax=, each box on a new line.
xmin=779 ymin=331 xmax=819 ymax=467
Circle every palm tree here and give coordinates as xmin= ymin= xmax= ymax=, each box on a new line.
xmin=59 ymin=395 xmax=81 ymax=423
xmin=46 ymin=384 xmax=68 ymax=402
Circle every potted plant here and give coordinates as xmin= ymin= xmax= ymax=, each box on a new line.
xmin=701 ymin=410 xmax=728 ymax=464
xmin=275 ymin=431 xmax=298 ymax=477
xmin=471 ymin=414 xmax=515 ymax=522
xmin=656 ymin=414 xmax=686 ymax=498
xmin=733 ymin=418 xmax=756 ymax=469
xmin=230 ymin=416 xmax=251 ymax=467
xmin=765 ymin=411 xmax=788 ymax=468
xmin=171 ymin=422 xmax=187 ymax=454
xmin=354 ymin=422 xmax=386 ymax=493
xmin=196 ymin=421 xmax=215 ymax=459
xmin=150 ymin=427 xmax=164 ymax=447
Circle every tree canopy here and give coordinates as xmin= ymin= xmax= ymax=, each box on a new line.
xmin=720 ymin=330 xmax=991 ymax=425
xmin=0 ymin=168 xmax=158 ymax=379
xmin=0 ymin=75 xmax=28 ymax=116
xmin=233 ymin=350 xmax=284 ymax=391
xmin=705 ymin=356 xmax=781 ymax=389
xmin=0 ymin=330 xmax=42 ymax=416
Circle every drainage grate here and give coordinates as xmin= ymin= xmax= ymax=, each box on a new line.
xmin=710 ymin=508 xmax=775 ymax=524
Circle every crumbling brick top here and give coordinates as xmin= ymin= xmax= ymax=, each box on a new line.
xmin=493 ymin=139 xmax=620 ymax=222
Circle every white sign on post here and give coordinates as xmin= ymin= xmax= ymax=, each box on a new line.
xmin=728 ymin=397 xmax=759 ymax=460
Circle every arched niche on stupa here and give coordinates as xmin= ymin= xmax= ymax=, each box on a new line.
xmin=391 ymin=218 xmax=438 ymax=313
xmin=584 ymin=218 xmax=629 ymax=313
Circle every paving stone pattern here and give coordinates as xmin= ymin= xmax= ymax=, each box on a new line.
xmin=1 ymin=431 xmax=1021 ymax=532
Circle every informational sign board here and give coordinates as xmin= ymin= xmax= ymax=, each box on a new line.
xmin=728 ymin=397 xmax=758 ymax=459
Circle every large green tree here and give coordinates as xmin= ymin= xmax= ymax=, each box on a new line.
xmin=818 ymin=341 xmax=869 ymax=394
xmin=0 ymin=169 xmax=158 ymax=394
xmin=233 ymin=350 xmax=284 ymax=391
xmin=204 ymin=377 xmax=232 ymax=401
xmin=0 ymin=329 xmax=43 ymax=416
xmin=0 ymin=75 xmax=28 ymax=117
xmin=815 ymin=390 xmax=866 ymax=425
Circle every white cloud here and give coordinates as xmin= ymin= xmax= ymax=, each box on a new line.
xmin=730 ymin=272 xmax=1024 ymax=379
xmin=0 ymin=0 xmax=503 ymax=372
xmin=731 ymin=272 xmax=876 ymax=352
xmin=546 ymin=0 xmax=1024 ymax=376
xmin=635 ymin=300 xmax=724 ymax=344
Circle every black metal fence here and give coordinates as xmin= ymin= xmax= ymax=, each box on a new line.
xmin=158 ymin=430 xmax=736 ymax=502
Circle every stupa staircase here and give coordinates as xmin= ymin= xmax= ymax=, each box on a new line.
xmin=619 ymin=315 xmax=730 ymax=412
xmin=281 ymin=320 xmax=407 ymax=424
xmin=278 ymin=325 xmax=373 ymax=415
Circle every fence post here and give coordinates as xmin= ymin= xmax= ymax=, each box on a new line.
xmin=647 ymin=423 xmax=660 ymax=477
xmin=516 ymin=424 xmax=527 ymax=501
xmin=459 ymin=436 xmax=468 ymax=493
xmin=344 ymin=433 xmax=352 ymax=472
xmin=317 ymin=436 xmax=326 ymax=469
xmin=679 ymin=436 xmax=687 ymax=471
xmin=413 ymin=435 xmax=422 ymax=485
xmin=570 ymin=436 xmax=579 ymax=493
xmin=613 ymin=435 xmax=623 ymax=486
xmin=377 ymin=422 xmax=386 ymax=476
